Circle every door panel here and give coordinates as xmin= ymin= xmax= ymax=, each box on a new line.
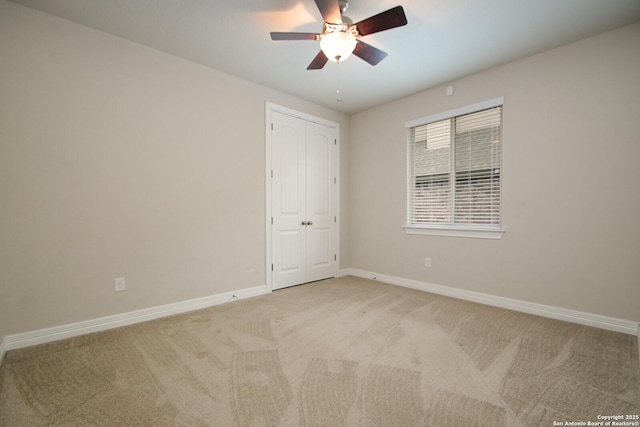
xmin=272 ymin=112 xmax=306 ymax=289
xmin=280 ymin=231 xmax=303 ymax=271
xmin=308 ymin=227 xmax=331 ymax=269
xmin=305 ymin=121 xmax=336 ymax=282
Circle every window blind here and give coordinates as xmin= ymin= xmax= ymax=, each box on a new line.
xmin=407 ymin=102 xmax=502 ymax=229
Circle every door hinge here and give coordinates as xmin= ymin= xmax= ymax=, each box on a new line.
xmin=271 ymin=170 xmax=274 ymax=178
xmin=271 ymin=123 xmax=274 ymax=131
xmin=334 ymin=177 xmax=337 ymax=184
xmin=334 ymin=139 xmax=337 ymax=145
xmin=271 ymin=217 xmax=273 ymax=225
xmin=334 ymin=216 xmax=337 ymax=223
xmin=271 ymin=264 xmax=274 ymax=271
xmin=334 ymin=254 xmax=337 ymax=261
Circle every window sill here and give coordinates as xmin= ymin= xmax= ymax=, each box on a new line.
xmin=404 ymin=225 xmax=505 ymax=240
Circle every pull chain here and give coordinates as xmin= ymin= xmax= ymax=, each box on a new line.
xmin=336 ymin=57 xmax=342 ymax=103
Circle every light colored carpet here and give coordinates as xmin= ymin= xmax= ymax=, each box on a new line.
xmin=0 ymin=276 xmax=638 ymax=426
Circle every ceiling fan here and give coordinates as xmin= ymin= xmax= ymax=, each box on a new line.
xmin=270 ymin=0 xmax=407 ymax=70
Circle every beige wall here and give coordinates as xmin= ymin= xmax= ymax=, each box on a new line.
xmin=0 ymin=1 xmax=349 ymax=342
xmin=348 ymin=22 xmax=640 ymax=322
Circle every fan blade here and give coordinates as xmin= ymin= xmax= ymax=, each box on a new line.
xmin=353 ymin=41 xmax=388 ymax=66
xmin=307 ymin=50 xmax=329 ymax=70
xmin=271 ymin=32 xmax=319 ymax=41
xmin=314 ymin=0 xmax=342 ymax=24
xmin=355 ymin=5 xmax=407 ymax=36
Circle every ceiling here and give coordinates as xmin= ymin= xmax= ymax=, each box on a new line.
xmin=8 ymin=0 xmax=640 ymax=114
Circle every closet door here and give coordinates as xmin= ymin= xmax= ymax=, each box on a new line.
xmin=271 ymin=111 xmax=336 ymax=290
xmin=304 ymin=121 xmax=336 ymax=283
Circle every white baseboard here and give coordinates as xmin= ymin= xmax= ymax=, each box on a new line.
xmin=2 ymin=273 xmax=638 ymax=365
xmin=0 ymin=285 xmax=267 ymax=364
xmin=339 ymin=268 xmax=639 ymax=336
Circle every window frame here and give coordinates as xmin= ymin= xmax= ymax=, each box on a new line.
xmin=404 ymin=97 xmax=505 ymax=240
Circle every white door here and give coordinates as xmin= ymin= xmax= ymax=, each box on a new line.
xmin=270 ymin=111 xmax=337 ymax=290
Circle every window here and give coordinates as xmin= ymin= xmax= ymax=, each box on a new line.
xmin=405 ymin=98 xmax=504 ymax=239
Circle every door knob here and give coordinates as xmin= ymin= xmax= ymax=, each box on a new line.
xmin=301 ymin=221 xmax=314 ymax=226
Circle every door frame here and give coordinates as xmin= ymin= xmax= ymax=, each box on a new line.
xmin=265 ymin=102 xmax=340 ymax=293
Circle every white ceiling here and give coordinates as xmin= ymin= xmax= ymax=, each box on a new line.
xmin=8 ymin=0 xmax=640 ymax=114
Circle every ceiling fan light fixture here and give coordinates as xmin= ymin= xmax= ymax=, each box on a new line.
xmin=320 ymin=31 xmax=357 ymax=62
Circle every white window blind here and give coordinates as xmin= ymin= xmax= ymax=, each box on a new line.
xmin=406 ymin=99 xmax=503 ymax=234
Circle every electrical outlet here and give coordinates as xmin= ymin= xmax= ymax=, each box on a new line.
xmin=424 ymin=257 xmax=432 ymax=268
xmin=114 ymin=277 xmax=126 ymax=292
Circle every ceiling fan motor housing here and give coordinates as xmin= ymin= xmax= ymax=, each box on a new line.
xmin=338 ymin=0 xmax=348 ymax=14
